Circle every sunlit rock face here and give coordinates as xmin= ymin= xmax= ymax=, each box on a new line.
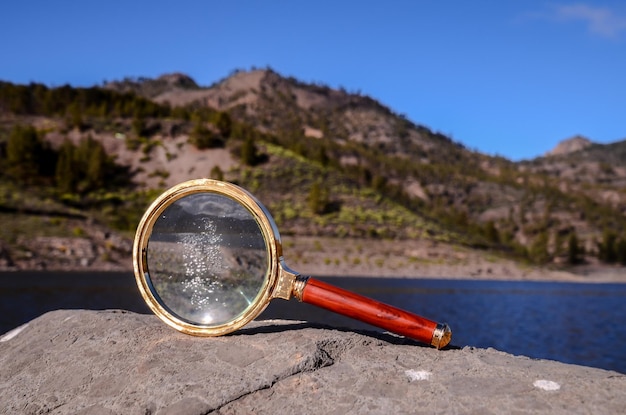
xmin=1 ymin=309 xmax=625 ymax=414
xmin=546 ymin=135 xmax=593 ymax=157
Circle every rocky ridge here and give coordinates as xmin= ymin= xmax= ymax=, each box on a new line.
xmin=545 ymin=135 xmax=593 ymax=157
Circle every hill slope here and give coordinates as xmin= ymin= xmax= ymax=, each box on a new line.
xmin=0 ymin=70 xmax=625 ymax=272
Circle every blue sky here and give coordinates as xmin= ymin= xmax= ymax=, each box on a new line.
xmin=1 ymin=1 xmax=625 ymax=160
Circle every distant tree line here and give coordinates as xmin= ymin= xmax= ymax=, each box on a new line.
xmin=0 ymin=80 xmax=250 ymax=154
xmin=0 ymin=124 xmax=129 ymax=196
xmin=0 ymin=81 xmax=169 ymax=121
xmin=0 ymin=81 xmax=264 ymax=197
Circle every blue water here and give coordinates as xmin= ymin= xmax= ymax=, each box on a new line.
xmin=1 ymin=273 xmax=625 ymax=374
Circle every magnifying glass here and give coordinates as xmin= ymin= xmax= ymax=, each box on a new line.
xmin=133 ymin=179 xmax=451 ymax=349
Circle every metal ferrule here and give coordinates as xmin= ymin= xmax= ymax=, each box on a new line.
xmin=430 ymin=323 xmax=452 ymax=349
xmin=292 ymin=275 xmax=310 ymax=302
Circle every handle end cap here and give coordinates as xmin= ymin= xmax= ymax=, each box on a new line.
xmin=431 ymin=323 xmax=452 ymax=349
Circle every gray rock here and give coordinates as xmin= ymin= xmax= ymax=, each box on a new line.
xmin=0 ymin=310 xmax=624 ymax=414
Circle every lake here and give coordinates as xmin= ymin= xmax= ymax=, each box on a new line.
xmin=1 ymin=272 xmax=625 ymax=374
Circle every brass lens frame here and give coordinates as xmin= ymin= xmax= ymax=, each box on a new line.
xmin=133 ymin=179 xmax=298 ymax=336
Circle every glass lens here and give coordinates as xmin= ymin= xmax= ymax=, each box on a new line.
xmin=145 ymin=192 xmax=268 ymax=326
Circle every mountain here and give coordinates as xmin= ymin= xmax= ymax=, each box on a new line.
xmin=107 ymin=69 xmax=492 ymax=208
xmin=107 ymin=69 xmax=467 ymax=156
xmin=546 ymin=135 xmax=593 ymax=157
xmin=1 ymin=69 xmax=626 ymax=271
xmin=522 ymin=137 xmax=626 ymax=188
xmin=104 ymin=73 xmax=199 ymax=98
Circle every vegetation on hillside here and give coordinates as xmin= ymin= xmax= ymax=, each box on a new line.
xmin=1 ymin=72 xmax=626 ymax=269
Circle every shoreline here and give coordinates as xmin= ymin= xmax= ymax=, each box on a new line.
xmin=2 ymin=235 xmax=625 ymax=284
xmin=282 ymin=236 xmax=626 ymax=284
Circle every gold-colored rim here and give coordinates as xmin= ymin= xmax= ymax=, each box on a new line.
xmin=132 ymin=179 xmax=282 ymax=336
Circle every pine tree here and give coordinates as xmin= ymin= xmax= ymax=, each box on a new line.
xmin=132 ymin=114 xmax=146 ymax=137
xmin=567 ymin=231 xmax=582 ymax=265
xmin=77 ymin=135 xmax=107 ymax=193
xmin=215 ymin=111 xmax=232 ymax=138
xmin=240 ymin=136 xmax=259 ymax=166
xmin=86 ymin=142 xmax=106 ymax=190
xmin=484 ymin=221 xmax=500 ymax=244
xmin=617 ymin=237 xmax=626 ymax=266
xmin=529 ymin=231 xmax=550 ymax=264
xmin=66 ymin=102 xmax=83 ymax=130
xmin=55 ymin=136 xmax=109 ymax=194
xmin=55 ymin=140 xmax=76 ymax=193
xmin=210 ymin=165 xmax=224 ymax=181
xmin=598 ymin=230 xmax=618 ymax=263
xmin=5 ymin=125 xmax=45 ymax=182
xmin=308 ymin=181 xmax=330 ymax=215
xmin=189 ymin=121 xmax=222 ymax=149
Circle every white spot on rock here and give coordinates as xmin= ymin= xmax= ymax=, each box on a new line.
xmin=405 ymin=369 xmax=432 ymax=382
xmin=533 ymin=379 xmax=561 ymax=391
xmin=0 ymin=323 xmax=29 ymax=342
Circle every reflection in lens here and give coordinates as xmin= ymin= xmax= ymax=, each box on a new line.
xmin=146 ymin=192 xmax=268 ymax=326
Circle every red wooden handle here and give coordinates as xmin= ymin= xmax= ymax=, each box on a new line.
xmin=300 ymin=278 xmax=450 ymax=348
